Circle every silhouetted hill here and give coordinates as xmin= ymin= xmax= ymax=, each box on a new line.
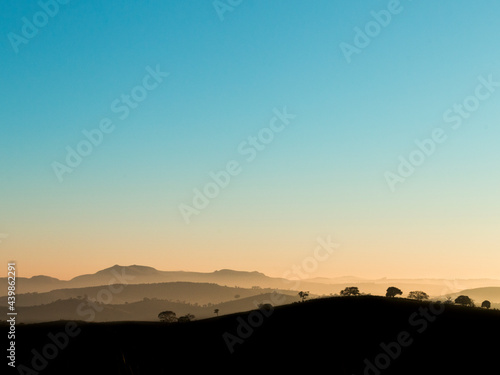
xmin=0 ymin=292 xmax=301 ymax=322
xmin=439 ymin=286 xmax=500 ymax=304
xmin=4 ymin=296 xmax=499 ymax=374
xmin=0 ymin=265 xmax=304 ymax=295
xmin=0 ymin=275 xmax=66 ymax=295
xmin=0 ymin=282 xmax=300 ymax=308
xmin=3 ymin=264 xmax=500 ymax=297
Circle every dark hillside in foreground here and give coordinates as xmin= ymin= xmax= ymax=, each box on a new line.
xmin=5 ymin=296 xmax=500 ymax=374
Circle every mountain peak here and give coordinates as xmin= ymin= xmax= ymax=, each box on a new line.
xmin=98 ymin=264 xmax=160 ymax=275
xmin=213 ymin=269 xmax=266 ymax=276
xmin=30 ymin=275 xmax=60 ymax=282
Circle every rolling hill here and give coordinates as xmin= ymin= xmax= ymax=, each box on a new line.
xmin=0 ymin=281 xmax=300 ymax=307
xmin=1 ymin=265 xmax=334 ymax=295
xmin=438 ymin=286 xmax=500 ymax=305
xmin=4 ymin=296 xmax=500 ymax=374
xmin=3 ymin=265 xmax=500 ymax=303
xmin=0 ymin=265 xmax=277 ymax=295
xmin=0 ymin=292 xmax=301 ymax=323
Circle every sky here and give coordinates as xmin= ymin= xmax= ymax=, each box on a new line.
xmin=1 ymin=0 xmax=499 ymax=280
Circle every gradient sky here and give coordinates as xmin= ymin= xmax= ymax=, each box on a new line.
xmin=1 ymin=0 xmax=499 ymax=280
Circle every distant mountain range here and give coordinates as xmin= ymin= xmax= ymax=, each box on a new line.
xmin=1 ymin=264 xmax=499 ymax=323
xmin=1 ymin=265 xmax=281 ymax=294
xmin=3 ymin=264 xmax=500 ymax=297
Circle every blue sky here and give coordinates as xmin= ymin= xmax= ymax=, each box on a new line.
xmin=1 ymin=0 xmax=499 ymax=279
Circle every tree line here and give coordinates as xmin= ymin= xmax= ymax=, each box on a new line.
xmin=158 ymin=286 xmax=493 ymax=321
xmin=296 ymin=286 xmax=492 ymax=309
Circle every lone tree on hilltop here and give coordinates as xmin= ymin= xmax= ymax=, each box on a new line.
xmin=158 ymin=311 xmax=177 ymax=323
xmin=340 ymin=287 xmax=360 ymax=296
xmin=178 ymin=313 xmax=195 ymax=323
xmin=386 ymin=287 xmax=403 ymax=298
xmin=408 ymin=291 xmax=429 ymax=301
xmin=455 ymin=295 xmax=474 ymax=307
xmin=298 ymin=291 xmax=309 ymax=302
xmin=444 ymin=296 xmax=454 ymax=304
xmin=214 ymin=308 xmax=219 ymax=316
xmin=481 ymin=300 xmax=491 ymax=309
